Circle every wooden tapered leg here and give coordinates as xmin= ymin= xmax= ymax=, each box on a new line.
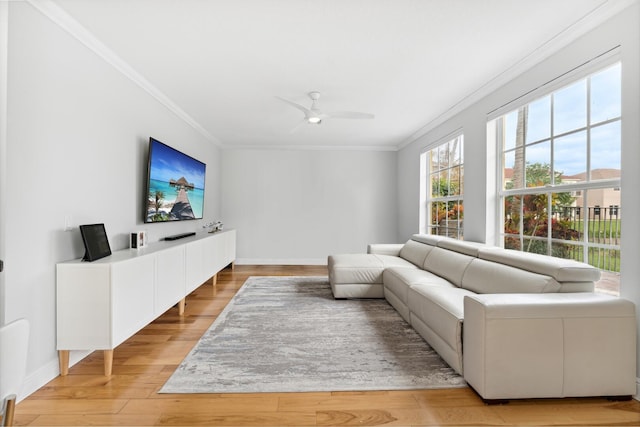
xmin=103 ymin=350 xmax=114 ymax=376
xmin=58 ymin=350 xmax=69 ymax=376
xmin=178 ymin=298 xmax=186 ymax=316
xmin=212 ymin=274 xmax=217 ymax=296
xmin=3 ymin=394 xmax=16 ymax=427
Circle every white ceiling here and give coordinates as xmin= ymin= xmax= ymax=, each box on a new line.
xmin=45 ymin=0 xmax=632 ymax=150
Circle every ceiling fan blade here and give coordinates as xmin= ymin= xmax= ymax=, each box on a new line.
xmin=276 ymin=96 xmax=312 ymax=116
xmin=289 ymin=119 xmax=308 ymax=134
xmin=326 ymin=111 xmax=375 ymax=119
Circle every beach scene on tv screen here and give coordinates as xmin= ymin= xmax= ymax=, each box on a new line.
xmin=146 ymin=141 xmax=205 ymax=222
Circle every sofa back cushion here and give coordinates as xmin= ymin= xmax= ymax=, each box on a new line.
xmin=478 ymin=247 xmax=600 ymax=282
xmin=423 ymin=247 xmax=474 ymax=287
xmin=436 ymin=239 xmax=485 ymax=257
xmin=411 ymin=234 xmax=447 ymax=246
xmin=400 ymin=239 xmax=435 ymax=267
xmin=555 ymin=281 xmax=595 ymax=292
xmin=462 ymin=259 xmax=561 ymax=294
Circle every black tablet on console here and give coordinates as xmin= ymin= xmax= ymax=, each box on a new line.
xmin=79 ymin=223 xmax=112 ymax=261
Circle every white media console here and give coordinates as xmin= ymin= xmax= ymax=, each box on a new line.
xmin=56 ymin=229 xmax=236 ymax=376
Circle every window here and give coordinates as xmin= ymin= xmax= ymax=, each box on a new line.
xmin=420 ymin=134 xmax=464 ymax=239
xmin=494 ymin=62 xmax=621 ymax=295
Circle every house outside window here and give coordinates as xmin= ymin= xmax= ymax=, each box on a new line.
xmin=493 ymin=62 xmax=621 ymax=295
xmin=420 ymin=134 xmax=464 ymax=239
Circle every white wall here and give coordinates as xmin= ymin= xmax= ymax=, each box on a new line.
xmin=397 ymin=3 xmax=640 ymax=395
xmin=0 ymin=1 xmax=9 ymax=325
xmin=1 ymin=3 xmax=221 ymax=397
xmin=222 ymin=148 xmax=398 ymax=264
xmin=620 ymin=2 xmax=640 ymax=398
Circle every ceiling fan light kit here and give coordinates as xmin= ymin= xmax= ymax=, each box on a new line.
xmin=277 ymin=91 xmax=374 ymax=129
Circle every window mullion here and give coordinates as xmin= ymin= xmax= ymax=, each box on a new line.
xmin=518 ymin=196 xmax=524 ymax=250
xmin=547 ymin=191 xmax=553 ymax=255
xmin=550 ymin=92 xmax=555 ymax=186
xmin=586 ymin=75 xmax=592 ymax=182
xmin=500 ymin=177 xmax=620 ymax=198
xmin=583 ymin=189 xmax=589 ymax=263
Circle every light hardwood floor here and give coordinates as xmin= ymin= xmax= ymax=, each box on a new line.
xmin=15 ymin=265 xmax=640 ymax=426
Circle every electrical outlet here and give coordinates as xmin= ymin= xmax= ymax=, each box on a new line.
xmin=64 ymin=215 xmax=73 ymax=231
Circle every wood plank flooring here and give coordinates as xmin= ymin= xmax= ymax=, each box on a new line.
xmin=15 ymin=265 xmax=640 ymax=426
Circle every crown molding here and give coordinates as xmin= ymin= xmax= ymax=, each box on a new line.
xmin=25 ymin=0 xmax=222 ymax=147
xmin=221 ymin=143 xmax=398 ymax=152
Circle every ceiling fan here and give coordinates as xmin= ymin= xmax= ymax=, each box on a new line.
xmin=276 ymin=91 xmax=374 ymax=129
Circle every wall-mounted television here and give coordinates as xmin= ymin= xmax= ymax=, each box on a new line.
xmin=145 ymin=137 xmax=206 ymax=223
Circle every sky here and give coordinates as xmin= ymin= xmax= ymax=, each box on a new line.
xmin=502 ymin=62 xmax=621 ymax=180
xmin=149 ymin=138 xmax=207 ymax=189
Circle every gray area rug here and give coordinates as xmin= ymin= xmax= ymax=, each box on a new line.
xmin=160 ymin=276 xmax=466 ymax=393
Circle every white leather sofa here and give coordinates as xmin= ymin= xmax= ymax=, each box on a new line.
xmin=328 ymin=234 xmax=637 ymax=401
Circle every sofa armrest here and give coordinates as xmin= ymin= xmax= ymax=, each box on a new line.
xmin=463 ymin=293 xmax=636 ymax=400
xmin=367 ymin=243 xmax=404 ymax=256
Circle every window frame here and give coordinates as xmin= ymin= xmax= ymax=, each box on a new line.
xmin=419 ymin=133 xmax=464 ymax=239
xmin=495 ymin=60 xmax=621 ymax=279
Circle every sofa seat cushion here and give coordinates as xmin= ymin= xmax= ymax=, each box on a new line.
xmin=478 ymin=247 xmax=600 ymax=282
xmin=407 ymin=285 xmax=476 ymax=374
xmin=328 ymin=254 xmax=416 ymax=285
xmin=383 ymin=267 xmax=454 ymax=305
xmin=408 ymin=285 xmax=474 ymax=344
xmin=461 ymin=258 xmax=561 ymax=294
xmin=329 ymin=254 xmax=383 ymax=285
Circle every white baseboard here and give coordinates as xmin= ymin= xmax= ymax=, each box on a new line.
xmin=235 ymin=258 xmax=327 ymax=266
xmin=635 ymin=377 xmax=640 ymax=401
xmin=19 ymin=350 xmax=91 ymax=402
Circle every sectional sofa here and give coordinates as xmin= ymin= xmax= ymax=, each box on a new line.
xmin=328 ymin=234 xmax=637 ymax=401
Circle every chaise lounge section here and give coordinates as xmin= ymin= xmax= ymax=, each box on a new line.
xmin=328 ymin=234 xmax=637 ymax=401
